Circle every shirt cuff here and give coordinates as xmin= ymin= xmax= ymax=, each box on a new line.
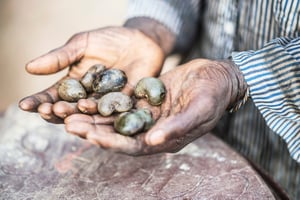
xmin=231 ymin=37 xmax=300 ymax=163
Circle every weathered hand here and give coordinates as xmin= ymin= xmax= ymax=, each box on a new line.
xmin=18 ymin=27 xmax=165 ymax=123
xmin=64 ymin=59 xmax=247 ymax=155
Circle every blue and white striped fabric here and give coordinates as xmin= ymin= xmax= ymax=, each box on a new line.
xmin=127 ymin=0 xmax=300 ymax=198
xmin=233 ymin=37 xmax=300 ymax=162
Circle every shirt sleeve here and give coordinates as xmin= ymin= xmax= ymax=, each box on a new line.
xmin=126 ymin=0 xmax=201 ymax=51
xmin=232 ymin=37 xmax=300 ymax=163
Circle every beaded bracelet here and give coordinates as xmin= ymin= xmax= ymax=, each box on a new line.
xmin=228 ymin=85 xmax=250 ymax=113
xmin=226 ymin=56 xmax=250 ymax=113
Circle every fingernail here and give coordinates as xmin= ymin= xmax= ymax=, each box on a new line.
xmin=148 ymin=130 xmax=165 ymax=145
xmin=19 ymin=99 xmax=34 ymax=111
xmin=65 ymin=123 xmax=75 ymax=132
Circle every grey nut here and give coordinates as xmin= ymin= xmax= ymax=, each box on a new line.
xmin=80 ymin=64 xmax=106 ymax=92
xmin=114 ymin=109 xmax=153 ymax=136
xmin=134 ymin=77 xmax=166 ymax=106
xmin=134 ymin=109 xmax=154 ymax=131
xmin=93 ymin=68 xmax=127 ymax=94
xmin=97 ymin=92 xmax=133 ymax=116
xmin=114 ymin=112 xmax=144 ymax=136
xmin=58 ymin=79 xmax=87 ymax=102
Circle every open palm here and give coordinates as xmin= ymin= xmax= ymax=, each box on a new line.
xmin=64 ymin=59 xmax=238 ymax=155
xmin=19 ymin=27 xmax=164 ymax=123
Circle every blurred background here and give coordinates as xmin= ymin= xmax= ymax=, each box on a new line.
xmin=0 ymin=0 xmax=128 ymax=111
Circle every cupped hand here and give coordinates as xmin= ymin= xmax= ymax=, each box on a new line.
xmin=18 ymin=27 xmax=165 ymax=123
xmin=64 ymin=59 xmax=245 ymax=155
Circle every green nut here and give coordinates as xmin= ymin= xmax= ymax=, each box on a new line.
xmin=134 ymin=109 xmax=154 ymax=131
xmin=114 ymin=112 xmax=145 ymax=136
xmin=134 ymin=77 xmax=166 ymax=106
xmin=114 ymin=108 xmax=153 ymax=136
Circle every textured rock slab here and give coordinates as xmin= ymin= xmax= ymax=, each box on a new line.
xmin=0 ymin=105 xmax=275 ymax=200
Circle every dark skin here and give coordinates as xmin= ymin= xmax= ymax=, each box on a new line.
xmin=65 ymin=59 xmax=245 ymax=155
xmin=19 ymin=17 xmax=247 ymax=155
xmin=19 ymin=19 xmax=170 ymax=123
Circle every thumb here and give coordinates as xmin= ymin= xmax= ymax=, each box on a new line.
xmin=145 ymin=115 xmax=188 ymax=146
xmin=26 ymin=33 xmax=87 ymax=75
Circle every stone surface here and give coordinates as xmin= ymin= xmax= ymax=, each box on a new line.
xmin=0 ymin=105 xmax=275 ymax=200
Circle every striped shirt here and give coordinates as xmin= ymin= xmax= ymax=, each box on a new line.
xmin=127 ymin=0 xmax=300 ymax=198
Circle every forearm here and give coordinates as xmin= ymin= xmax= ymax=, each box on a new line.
xmin=125 ymin=0 xmax=201 ymax=55
xmin=124 ymin=17 xmax=175 ymax=56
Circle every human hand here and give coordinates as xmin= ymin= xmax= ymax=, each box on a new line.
xmin=18 ymin=26 xmax=165 ymax=123
xmin=64 ymin=59 xmax=247 ymax=155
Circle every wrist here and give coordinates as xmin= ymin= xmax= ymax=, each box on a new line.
xmin=219 ymin=59 xmax=249 ymax=112
xmin=124 ymin=17 xmax=176 ymax=56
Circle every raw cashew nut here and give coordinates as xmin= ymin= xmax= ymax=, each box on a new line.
xmin=114 ymin=109 xmax=154 ymax=136
xmin=134 ymin=77 xmax=166 ymax=106
xmin=97 ymin=92 xmax=133 ymax=116
xmin=80 ymin=64 xmax=106 ymax=92
xmin=93 ymin=68 xmax=127 ymax=94
xmin=58 ymin=79 xmax=87 ymax=102
xmin=114 ymin=112 xmax=145 ymax=136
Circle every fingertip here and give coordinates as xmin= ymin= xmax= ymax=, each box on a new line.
xmin=145 ymin=129 xmax=166 ymax=146
xmin=64 ymin=113 xmax=93 ymax=124
xmin=25 ymin=60 xmax=34 ymax=73
xmin=64 ymin=122 xmax=74 ymax=132
xmin=37 ymin=102 xmax=54 ymax=120
xmin=25 ymin=58 xmax=46 ymax=75
xmin=86 ymin=137 xmax=99 ymax=146
xmin=18 ymin=97 xmax=37 ymax=111
xmin=65 ymin=121 xmax=92 ymax=138
xmin=86 ymin=134 xmax=100 ymax=145
xmin=65 ymin=122 xmax=79 ymax=136
xmin=53 ymin=101 xmax=79 ymax=119
xmin=77 ymin=98 xmax=98 ymax=114
xmin=25 ymin=48 xmax=70 ymax=75
xmin=37 ymin=102 xmax=52 ymax=113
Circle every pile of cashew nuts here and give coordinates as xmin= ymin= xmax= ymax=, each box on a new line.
xmin=58 ymin=64 xmax=166 ymax=136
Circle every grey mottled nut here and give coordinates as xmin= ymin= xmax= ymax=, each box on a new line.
xmin=80 ymin=64 xmax=106 ymax=92
xmin=97 ymin=92 xmax=133 ymax=116
xmin=93 ymin=68 xmax=127 ymax=94
xmin=114 ymin=108 xmax=154 ymax=136
xmin=114 ymin=112 xmax=144 ymax=136
xmin=134 ymin=109 xmax=154 ymax=131
xmin=58 ymin=79 xmax=87 ymax=102
xmin=134 ymin=77 xmax=166 ymax=106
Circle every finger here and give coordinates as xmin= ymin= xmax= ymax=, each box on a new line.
xmin=145 ymin=112 xmax=200 ymax=146
xmin=65 ymin=113 xmax=114 ymax=124
xmin=77 ymin=98 xmax=98 ymax=114
xmin=19 ymin=84 xmax=60 ymax=112
xmin=122 ymin=82 xmax=135 ymax=96
xmin=65 ymin=116 xmax=143 ymax=154
xmin=65 ymin=121 xmax=110 ymax=142
xmin=25 ymin=33 xmax=86 ymax=75
xmin=37 ymin=103 xmax=63 ymax=124
xmin=52 ymin=101 xmax=79 ymax=119
xmin=135 ymin=99 xmax=161 ymax=120
xmin=146 ymin=99 xmax=217 ymax=146
xmin=86 ymin=127 xmax=142 ymax=155
xmin=65 ymin=121 xmax=97 ymax=138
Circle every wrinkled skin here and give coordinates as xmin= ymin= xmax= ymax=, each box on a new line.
xmin=18 ymin=27 xmax=164 ymax=123
xmin=64 ymin=59 xmax=239 ymax=155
